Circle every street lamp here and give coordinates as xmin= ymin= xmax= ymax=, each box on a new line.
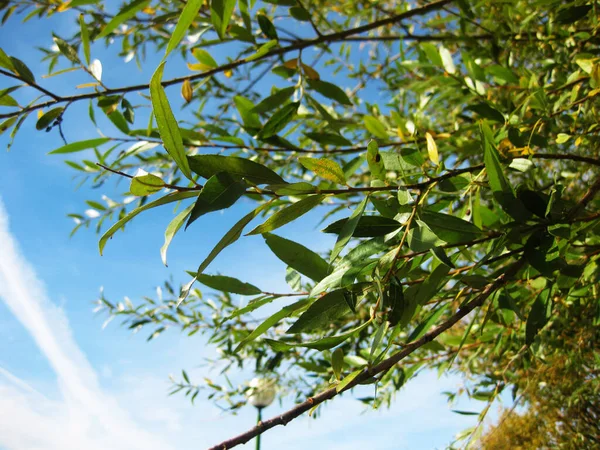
xmin=247 ymin=377 xmax=276 ymax=450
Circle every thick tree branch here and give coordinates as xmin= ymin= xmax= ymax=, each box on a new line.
xmin=0 ymin=0 xmax=452 ymax=121
xmin=208 ymin=258 xmax=526 ymax=450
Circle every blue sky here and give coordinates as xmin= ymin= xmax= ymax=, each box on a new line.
xmin=0 ymin=3 xmax=507 ymax=449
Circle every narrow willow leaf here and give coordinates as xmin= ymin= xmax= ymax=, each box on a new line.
xmin=165 ymin=0 xmax=204 ymax=56
xmin=366 ymin=140 xmax=385 ymax=181
xmin=96 ymin=0 xmax=150 ymax=40
xmin=332 ymin=348 xmax=344 ymax=380
xmin=287 ymin=289 xmax=351 ymax=333
xmin=223 ymin=296 xmax=277 ymax=322
xmin=407 ymin=220 xmax=446 ymax=252
xmin=186 ymin=172 xmax=246 ymax=228
xmin=480 ymin=121 xmax=512 ymax=195
xmin=439 ymin=46 xmax=456 ymax=74
xmin=234 ymin=95 xmax=261 ymax=130
xmin=0 ymin=48 xmax=15 ymax=71
xmin=299 ymin=157 xmax=346 ymax=185
xmin=336 ymin=369 xmax=362 ymax=393
xmin=211 ymin=0 xmax=236 ymax=40
xmin=53 ymin=36 xmax=80 ymax=64
xmin=252 ymin=86 xmax=295 ymax=114
xmin=161 ymin=204 xmax=193 ymax=266
xmin=425 ymin=132 xmax=439 ymax=166
xmin=192 ymin=48 xmax=218 ymax=69
xmin=196 ymin=273 xmax=262 ymax=295
xmin=10 ymin=57 xmax=35 ymax=83
xmin=48 ymin=137 xmax=110 ymax=154
xmin=407 ymin=304 xmax=448 ymax=342
xmin=304 ymin=132 xmax=352 ymax=147
xmin=264 ymin=233 xmax=329 ymax=281
xmin=150 ymin=62 xmax=193 ymax=180
xmin=235 ymin=299 xmax=310 ymax=351
xmin=364 ymin=115 xmax=388 ymax=139
xmin=99 ymin=191 xmax=198 ymax=255
xmin=79 ymin=15 xmax=90 ymax=65
xmin=247 ymin=194 xmax=326 ymax=235
xmin=420 ymin=210 xmax=482 ymax=243
xmin=323 ymin=216 xmax=401 ymax=237
xmin=308 ymin=79 xmax=352 ymax=106
xmin=266 ymin=320 xmax=371 ymax=352
xmin=266 ymin=182 xmax=317 ymax=195
xmin=257 ymin=14 xmax=278 ymax=40
xmin=36 ymin=107 xmax=63 ymax=130
xmin=330 ymin=196 xmax=368 ymax=262
xmin=256 ymin=101 xmax=299 ymax=139
xmin=369 ymin=321 xmax=389 ymax=362
xmin=188 ymin=154 xmax=285 ymax=185
xmin=526 ymin=288 xmax=553 ymax=345
xmin=246 ymin=39 xmax=277 ymax=62
xmin=130 ymin=170 xmax=165 ymax=196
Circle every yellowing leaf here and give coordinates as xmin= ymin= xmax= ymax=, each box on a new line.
xmin=283 ymin=58 xmax=299 ymax=69
xmin=76 ymin=82 xmax=100 ymax=89
xmin=425 ymin=132 xmax=439 ymax=166
xmin=37 ymin=109 xmax=44 ymax=119
xmin=182 ymin=79 xmax=193 ymax=103
xmin=299 ymin=157 xmax=346 ymax=185
xmin=224 ymin=69 xmax=232 ymax=78
xmin=301 ymin=63 xmax=320 ymax=80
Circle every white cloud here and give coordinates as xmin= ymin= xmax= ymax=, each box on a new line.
xmin=0 ymin=198 xmax=175 ymax=450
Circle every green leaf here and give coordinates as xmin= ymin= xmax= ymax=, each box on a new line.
xmin=266 ymin=182 xmax=317 ymax=195
xmin=196 ymin=273 xmax=262 ymax=295
xmin=247 ymin=194 xmax=326 ymax=235
xmin=235 ymin=299 xmax=310 ymax=351
xmin=332 ymin=348 xmax=344 ymax=380
xmin=480 ymin=122 xmax=512 ymax=195
xmin=366 ymin=140 xmax=386 ymax=181
xmin=161 ymin=204 xmax=194 ymax=266
xmin=49 ymin=138 xmax=111 ymax=155
xmin=299 ymin=157 xmax=346 ymax=185
xmin=53 ymin=36 xmax=80 ymax=64
xmin=364 ymin=116 xmax=388 ymax=139
xmin=556 ymin=4 xmax=591 ymax=24
xmin=186 ymin=172 xmax=246 ymax=228
xmin=257 ymin=14 xmax=278 ymax=40
xmin=10 ymin=57 xmax=35 ymax=84
xmin=223 ymin=295 xmax=278 ymax=322
xmin=36 ymin=107 xmax=64 ymax=130
xmin=96 ymin=0 xmax=151 ymax=40
xmin=289 ymin=6 xmax=311 ymax=21
xmin=246 ymin=39 xmax=278 ymax=62
xmin=233 ymin=95 xmax=261 ymax=130
xmin=150 ymin=62 xmax=193 ymax=180
xmin=420 ymin=210 xmax=482 ymax=244
xmin=188 ymin=154 xmax=285 ymax=185
xmin=308 ymin=79 xmax=352 ymax=106
xmin=0 ymin=90 xmax=18 ymax=107
xmin=191 ymin=48 xmax=218 ymax=69
xmin=421 ymin=42 xmax=442 ymax=67
xmin=256 ymin=101 xmax=299 ymax=139
xmin=264 ymin=233 xmax=329 ymax=281
xmin=99 ymin=191 xmax=198 ymax=255
xmin=323 ymin=216 xmax=401 ymax=237
xmin=211 ymin=0 xmax=237 ymax=39
xmin=130 ymin=171 xmax=165 ymax=196
xmin=79 ymin=15 xmax=90 ymax=65
xmin=165 ymin=0 xmax=204 ymax=56
xmin=407 ymin=303 xmax=448 ymax=342
xmin=466 ymin=103 xmax=505 ymax=123
xmin=252 ymin=86 xmax=295 ymax=114
xmin=336 ymin=369 xmax=362 ymax=393
xmin=196 ymin=204 xmax=268 ymax=275
xmin=266 ymin=320 xmax=371 ymax=352
xmin=330 ymin=196 xmax=368 ymax=262
xmin=304 ymin=132 xmax=352 ymax=146
xmin=0 ymin=48 xmax=15 ymax=71
xmin=369 ymin=321 xmax=388 ymax=362
xmin=525 ymin=288 xmax=553 ymax=345
xmin=287 ymin=289 xmax=351 ymax=333
xmin=407 ymin=220 xmax=446 ymax=252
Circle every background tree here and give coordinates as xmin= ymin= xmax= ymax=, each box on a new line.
xmin=1 ymin=0 xmax=599 ymax=447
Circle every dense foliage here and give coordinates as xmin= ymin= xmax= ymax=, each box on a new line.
xmin=2 ymin=0 xmax=600 ymax=447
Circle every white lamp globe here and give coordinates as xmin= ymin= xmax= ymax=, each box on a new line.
xmin=247 ymin=377 xmax=276 ymax=409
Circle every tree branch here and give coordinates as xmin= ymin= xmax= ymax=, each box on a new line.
xmin=0 ymin=68 xmax=61 ymax=101
xmin=0 ymin=0 xmax=452 ymax=121
xmin=207 ymin=257 xmax=526 ymax=450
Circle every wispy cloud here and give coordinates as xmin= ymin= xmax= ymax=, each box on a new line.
xmin=0 ymin=198 xmax=174 ymax=450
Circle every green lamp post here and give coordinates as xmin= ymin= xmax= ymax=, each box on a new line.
xmin=247 ymin=377 xmax=276 ymax=450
